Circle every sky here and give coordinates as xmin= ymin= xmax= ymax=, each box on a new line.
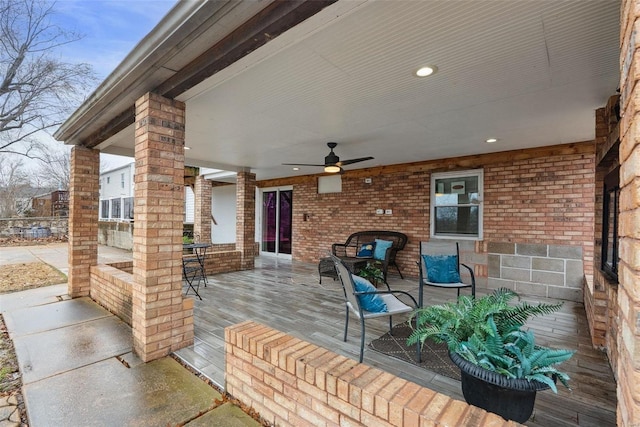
xmin=37 ymin=0 xmax=178 ymax=170
xmin=55 ymin=0 xmax=178 ymax=80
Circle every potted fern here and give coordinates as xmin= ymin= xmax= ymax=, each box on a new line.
xmin=357 ymin=261 xmax=385 ymax=287
xmin=408 ymin=289 xmax=575 ymax=423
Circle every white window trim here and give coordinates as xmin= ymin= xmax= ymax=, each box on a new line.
xmin=430 ymin=168 xmax=483 ymax=240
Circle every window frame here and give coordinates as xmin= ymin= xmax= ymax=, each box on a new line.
xmin=601 ymin=166 xmax=619 ymax=282
xmin=430 ymin=169 xmax=484 ymax=240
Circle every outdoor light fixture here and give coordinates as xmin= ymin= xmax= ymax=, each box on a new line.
xmin=485 ymin=138 xmax=498 ymax=144
xmin=415 ymin=65 xmax=437 ymax=77
xmin=324 ymin=165 xmax=341 ymax=173
xmin=292 ymin=167 xmax=300 ymax=171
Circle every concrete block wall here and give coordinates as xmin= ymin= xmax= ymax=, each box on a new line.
xmin=259 ymin=142 xmax=595 ymax=297
xmin=487 ymin=242 xmax=584 ymax=302
xmin=225 ymin=321 xmax=520 ymax=427
xmin=97 ymin=221 xmax=134 ymax=250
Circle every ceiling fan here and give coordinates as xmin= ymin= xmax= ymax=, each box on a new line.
xmin=283 ymin=142 xmax=374 ymax=173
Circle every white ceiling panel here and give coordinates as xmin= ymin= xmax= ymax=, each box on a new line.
xmin=114 ymin=0 xmax=620 ymax=179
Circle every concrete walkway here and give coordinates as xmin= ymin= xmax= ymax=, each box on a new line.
xmin=0 ymin=243 xmax=260 ymax=427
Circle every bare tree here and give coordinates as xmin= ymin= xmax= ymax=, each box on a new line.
xmin=0 ymin=155 xmax=30 ymax=217
xmin=33 ymin=145 xmax=70 ymax=190
xmin=0 ymin=0 xmax=96 ymax=159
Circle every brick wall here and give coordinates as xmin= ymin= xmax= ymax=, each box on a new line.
xmin=203 ymin=250 xmax=242 ymax=274
xmin=236 ymin=171 xmax=256 ymax=270
xmin=131 ymin=92 xmax=193 ymax=362
xmin=259 ymin=142 xmax=595 ymax=300
xmin=68 ymin=146 xmax=100 ymax=298
xmin=225 ymin=321 xmax=519 ymax=427
xmin=90 ymin=265 xmax=133 ymax=326
xmin=617 ymin=0 xmax=640 ymax=424
xmin=194 ymin=175 xmax=212 ymax=243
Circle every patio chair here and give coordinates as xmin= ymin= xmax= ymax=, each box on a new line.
xmin=331 ymin=254 xmax=420 ymax=363
xmin=182 ymin=256 xmax=204 ymax=300
xmin=417 ymin=241 xmax=476 ymax=307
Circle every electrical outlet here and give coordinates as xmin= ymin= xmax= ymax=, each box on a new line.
xmin=385 ymin=209 xmax=392 ymax=215
xmin=376 ymin=208 xmax=384 ymax=215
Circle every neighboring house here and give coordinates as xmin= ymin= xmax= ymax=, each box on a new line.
xmin=31 ymin=190 xmax=69 ymax=217
xmin=99 ymin=161 xmax=195 ymax=224
xmin=99 ymin=163 xmax=135 ymax=221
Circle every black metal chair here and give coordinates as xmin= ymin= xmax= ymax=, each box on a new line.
xmin=417 ymin=241 xmax=476 ymax=307
xmin=331 ymin=254 xmax=420 ymax=363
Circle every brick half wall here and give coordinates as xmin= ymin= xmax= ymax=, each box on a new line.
xmin=225 ymin=321 xmax=521 ymax=427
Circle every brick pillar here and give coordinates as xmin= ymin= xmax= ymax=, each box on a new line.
xmin=68 ymin=146 xmax=100 ymax=298
xmin=194 ymin=175 xmax=212 ymax=243
xmin=236 ymin=171 xmax=256 ymax=270
xmin=617 ymin=1 xmax=640 ymax=425
xmin=132 ymin=92 xmax=194 ymax=362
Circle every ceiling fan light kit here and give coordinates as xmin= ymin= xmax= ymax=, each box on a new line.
xmin=283 ymin=142 xmax=374 ymax=174
xmin=324 ymin=165 xmax=341 ymax=173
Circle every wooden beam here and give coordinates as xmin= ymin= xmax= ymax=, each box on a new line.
xmin=84 ymin=106 xmax=135 ymax=149
xmin=158 ymin=0 xmax=337 ymax=99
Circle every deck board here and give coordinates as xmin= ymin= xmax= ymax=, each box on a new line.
xmin=174 ymin=256 xmax=617 ymax=426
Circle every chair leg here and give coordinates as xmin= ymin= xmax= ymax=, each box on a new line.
xmin=359 ymin=317 xmax=366 ymax=363
xmin=395 ymin=263 xmax=403 ymax=279
xmin=343 ymin=308 xmax=349 ymax=342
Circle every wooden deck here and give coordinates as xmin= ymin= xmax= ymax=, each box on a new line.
xmin=174 ymin=256 xmax=617 ymax=426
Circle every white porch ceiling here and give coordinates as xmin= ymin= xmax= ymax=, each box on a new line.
xmin=102 ymin=0 xmax=620 ymax=180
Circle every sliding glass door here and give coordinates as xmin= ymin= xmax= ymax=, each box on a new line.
xmin=261 ymin=187 xmax=292 ymax=257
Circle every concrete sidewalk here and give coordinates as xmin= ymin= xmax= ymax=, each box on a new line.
xmin=0 ymin=244 xmax=260 ymax=427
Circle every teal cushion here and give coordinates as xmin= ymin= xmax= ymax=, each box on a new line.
xmin=356 ymin=242 xmax=376 ymax=258
xmin=373 ymin=239 xmax=393 ymax=261
xmin=423 ymin=254 xmax=461 ymax=283
xmin=352 ymin=274 xmax=388 ymax=312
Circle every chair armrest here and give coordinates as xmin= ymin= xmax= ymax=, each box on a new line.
xmin=332 ymin=243 xmax=348 ymax=257
xmin=355 ymin=290 xmax=419 ymax=308
xmin=460 ymin=263 xmax=476 ymax=285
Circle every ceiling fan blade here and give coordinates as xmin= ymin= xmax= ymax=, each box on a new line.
xmin=282 ymin=163 xmax=325 ymax=167
xmin=337 ymin=156 xmax=374 ymax=166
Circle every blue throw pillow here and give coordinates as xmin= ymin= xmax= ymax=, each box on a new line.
xmin=352 ymin=274 xmax=388 ymax=312
xmin=373 ymin=239 xmax=393 ymax=261
xmin=423 ymin=254 xmax=461 ymax=283
xmin=356 ymin=242 xmax=376 ymax=258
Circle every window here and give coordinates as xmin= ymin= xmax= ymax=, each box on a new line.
xmin=123 ymin=197 xmax=134 ymax=220
xmin=111 ymin=198 xmax=121 ymax=219
xmin=602 ymin=167 xmax=619 ymax=281
xmin=100 ymin=200 xmax=109 ymax=219
xmin=106 ymin=177 xmax=110 ymax=184
xmin=121 ymin=173 xmax=125 ymax=189
xmin=431 ymin=169 xmax=483 ymax=239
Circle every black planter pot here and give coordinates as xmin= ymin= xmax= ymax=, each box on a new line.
xmin=449 ymin=351 xmax=551 ymax=423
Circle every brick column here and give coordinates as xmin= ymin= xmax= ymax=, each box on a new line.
xmin=68 ymin=146 xmax=100 ymax=298
xmin=236 ymin=170 xmax=256 ymax=269
xmin=617 ymin=2 xmax=640 ymax=425
xmin=194 ymin=175 xmax=212 ymax=243
xmin=132 ymin=92 xmax=193 ymax=362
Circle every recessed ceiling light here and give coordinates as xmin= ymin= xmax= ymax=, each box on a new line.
xmin=485 ymin=138 xmax=498 ymax=144
xmin=415 ymin=65 xmax=437 ymax=77
xmin=292 ymin=167 xmax=300 ymax=171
